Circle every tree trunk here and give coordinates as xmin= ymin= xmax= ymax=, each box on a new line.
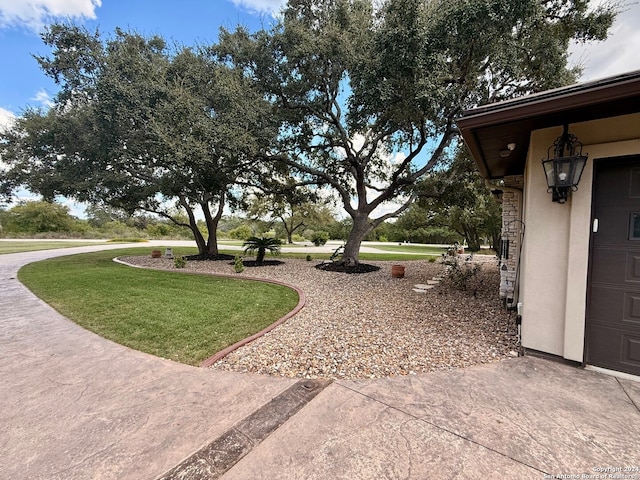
xmin=190 ymin=224 xmax=207 ymax=255
xmin=281 ymin=216 xmax=303 ymax=244
xmin=285 ymin=228 xmax=293 ymax=244
xmin=178 ymin=196 xmax=208 ymax=255
xmin=341 ymin=215 xmax=374 ymax=266
xmin=205 ymin=224 xmax=220 ymax=255
xmin=256 ymin=247 xmax=266 ymax=265
xmin=463 ymin=224 xmax=481 ymax=252
xmin=201 ymin=194 xmax=225 ymax=256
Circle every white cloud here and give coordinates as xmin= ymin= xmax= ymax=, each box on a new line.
xmin=569 ymin=2 xmax=640 ymax=81
xmin=0 ymin=108 xmax=16 ymax=177
xmin=0 ymin=0 xmax=101 ymax=31
xmin=31 ymin=89 xmax=54 ymax=108
xmin=55 ymin=195 xmax=88 ymax=218
xmin=229 ymin=0 xmax=285 ymax=14
xmin=13 ymin=189 xmax=40 ymax=202
xmin=389 ymin=151 xmax=406 ymax=166
xmin=0 ymin=107 xmax=16 ymax=132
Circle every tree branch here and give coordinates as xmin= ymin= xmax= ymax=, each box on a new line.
xmin=370 ymin=193 xmax=417 ymax=227
xmin=268 ymin=154 xmax=356 ymax=216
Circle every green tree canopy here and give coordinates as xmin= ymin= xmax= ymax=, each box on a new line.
xmin=2 ymin=200 xmax=77 ymax=235
xmin=0 ymin=25 xmax=278 ymax=256
xmin=246 ymin=178 xmax=335 ymax=243
xmin=217 ymin=0 xmax=615 ymax=265
xmin=418 ymin=147 xmax=502 ymax=251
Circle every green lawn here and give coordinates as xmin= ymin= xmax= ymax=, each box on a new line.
xmin=0 ymin=240 xmax=107 ymax=255
xmin=18 ymin=248 xmax=299 ymax=365
xmin=370 ymin=244 xmax=447 ymax=255
xmin=366 ymin=244 xmax=496 ymax=257
xmin=356 ymin=252 xmax=438 ymax=261
xmin=223 ymin=249 xmax=438 ymax=262
xmin=219 ymin=240 xmax=318 ymax=248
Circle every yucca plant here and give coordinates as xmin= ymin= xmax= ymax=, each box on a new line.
xmin=242 ymin=236 xmax=281 ymax=266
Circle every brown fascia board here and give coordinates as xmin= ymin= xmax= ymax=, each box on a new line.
xmin=461 ymin=129 xmax=492 ymax=178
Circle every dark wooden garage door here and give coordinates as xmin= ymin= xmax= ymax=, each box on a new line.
xmin=586 ymin=155 xmax=640 ymax=376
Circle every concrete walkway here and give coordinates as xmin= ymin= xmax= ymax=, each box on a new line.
xmin=1 ymin=244 xmax=639 ymax=479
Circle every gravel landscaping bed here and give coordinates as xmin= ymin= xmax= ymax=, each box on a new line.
xmin=121 ymin=255 xmax=519 ymax=379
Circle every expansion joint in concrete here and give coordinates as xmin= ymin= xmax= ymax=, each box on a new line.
xmin=156 ymin=378 xmax=332 ymax=480
xmin=617 ymin=377 xmax=640 ymax=414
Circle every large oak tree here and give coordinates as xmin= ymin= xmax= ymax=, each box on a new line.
xmin=1 ymin=25 xmax=278 ymax=256
xmin=218 ymin=0 xmax=615 ymax=265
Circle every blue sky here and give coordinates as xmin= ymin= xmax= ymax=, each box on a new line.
xmin=0 ymin=0 xmax=286 ymax=124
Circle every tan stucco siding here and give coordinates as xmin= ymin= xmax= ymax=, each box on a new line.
xmin=520 ymin=113 xmax=640 ymax=360
xmin=521 ymin=130 xmax=571 ymax=356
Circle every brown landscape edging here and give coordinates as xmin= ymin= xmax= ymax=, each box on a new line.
xmin=112 ymin=257 xmax=306 ymax=368
xmin=199 ymin=274 xmax=305 ymax=368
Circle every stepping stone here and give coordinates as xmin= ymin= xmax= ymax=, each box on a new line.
xmin=426 ymin=280 xmax=439 ymax=285
xmin=413 ymin=285 xmax=434 ymax=293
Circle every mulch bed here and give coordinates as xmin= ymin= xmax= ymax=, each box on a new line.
xmin=184 ymin=253 xmax=236 ymax=261
xmin=315 ymin=262 xmax=381 ymax=274
xmin=231 ymin=260 xmax=285 ymax=267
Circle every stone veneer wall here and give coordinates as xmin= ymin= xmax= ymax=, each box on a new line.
xmin=499 ymin=175 xmax=524 ymax=303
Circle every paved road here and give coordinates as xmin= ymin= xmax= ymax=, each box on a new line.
xmin=1 ymin=244 xmax=639 ymax=479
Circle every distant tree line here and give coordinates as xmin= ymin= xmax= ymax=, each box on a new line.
xmin=0 ymin=193 xmax=496 ymax=251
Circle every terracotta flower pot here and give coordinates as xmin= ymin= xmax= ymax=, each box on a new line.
xmin=151 ymin=249 xmax=162 ymax=258
xmin=391 ymin=264 xmax=405 ymax=278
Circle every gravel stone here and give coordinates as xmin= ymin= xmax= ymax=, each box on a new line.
xmin=121 ymin=255 xmax=519 ymax=380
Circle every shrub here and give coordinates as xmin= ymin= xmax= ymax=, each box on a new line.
xmin=3 ymin=200 xmax=76 ymax=234
xmin=108 ymin=237 xmax=149 ymax=243
xmin=311 ymin=231 xmax=329 ymax=246
xmin=228 ymin=225 xmax=253 ymax=240
xmin=292 ymin=234 xmax=306 ymax=243
xmin=306 ymin=254 xmax=312 ymax=261
xmin=174 ymin=256 xmax=186 ymax=268
xmin=442 ymin=255 xmax=481 ymax=294
xmin=146 ymin=223 xmax=172 ymax=238
xmin=242 ymin=236 xmax=281 ymax=265
xmin=234 ymin=256 xmax=244 ymax=273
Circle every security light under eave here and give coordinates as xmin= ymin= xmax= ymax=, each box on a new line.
xmin=541 ymin=125 xmax=588 ymax=204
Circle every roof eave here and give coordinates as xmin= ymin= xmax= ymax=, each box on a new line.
xmin=457 ymin=70 xmax=640 ymax=179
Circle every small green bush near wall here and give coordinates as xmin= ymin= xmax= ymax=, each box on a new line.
xmin=234 ymin=256 xmax=244 ymax=273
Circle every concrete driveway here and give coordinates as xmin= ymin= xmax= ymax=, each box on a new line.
xmin=1 ymin=244 xmax=638 ymax=479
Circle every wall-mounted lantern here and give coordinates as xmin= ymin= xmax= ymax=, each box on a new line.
xmin=541 ymin=124 xmax=588 ymax=203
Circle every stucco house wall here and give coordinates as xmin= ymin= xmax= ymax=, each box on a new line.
xmin=519 ymin=113 xmax=640 ymax=360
